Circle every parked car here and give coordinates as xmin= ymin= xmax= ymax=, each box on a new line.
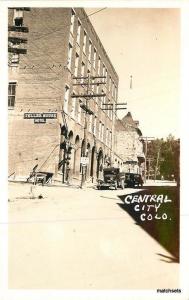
xmin=125 ymin=173 xmax=144 ymax=187
xmin=97 ymin=167 xmax=125 ymax=190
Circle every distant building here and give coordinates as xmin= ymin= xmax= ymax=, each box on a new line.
xmin=115 ymin=112 xmax=145 ymax=174
xmin=8 ymin=7 xmax=123 ymax=183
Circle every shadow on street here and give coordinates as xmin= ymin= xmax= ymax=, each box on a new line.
xmin=117 ymin=185 xmax=179 ymax=262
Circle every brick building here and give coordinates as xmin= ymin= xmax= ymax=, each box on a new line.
xmin=8 ymin=7 xmax=123 ymax=183
xmin=115 ymin=112 xmax=145 ymax=174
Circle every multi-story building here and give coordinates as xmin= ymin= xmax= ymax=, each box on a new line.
xmin=8 ymin=7 xmax=122 ymax=183
xmin=115 ymin=112 xmax=145 ymax=174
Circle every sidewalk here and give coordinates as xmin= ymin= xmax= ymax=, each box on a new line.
xmin=8 ymin=178 xmax=96 ymax=201
xmin=144 ymin=179 xmax=177 ymax=186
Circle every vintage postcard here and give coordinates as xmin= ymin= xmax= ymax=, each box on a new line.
xmin=1 ymin=0 xmax=189 ymax=299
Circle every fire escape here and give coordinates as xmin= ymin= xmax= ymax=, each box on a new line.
xmin=8 ymin=8 xmax=30 ymax=65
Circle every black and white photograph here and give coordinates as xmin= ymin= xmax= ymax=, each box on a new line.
xmin=1 ymin=1 xmax=189 ymax=298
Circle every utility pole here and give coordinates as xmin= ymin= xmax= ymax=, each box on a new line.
xmin=81 ymin=72 xmax=90 ymax=189
xmin=147 ymin=157 xmax=154 ymax=180
xmin=72 ymin=72 xmax=106 ymax=188
xmin=102 ymin=102 xmax=127 ymax=167
xmin=72 ymin=76 xmax=127 ymax=187
xmin=140 ymin=137 xmax=155 ymax=183
xmin=154 ymin=145 xmax=161 ymax=181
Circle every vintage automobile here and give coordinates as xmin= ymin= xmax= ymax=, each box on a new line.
xmin=125 ymin=173 xmax=144 ymax=188
xmin=97 ymin=167 xmax=125 ymax=190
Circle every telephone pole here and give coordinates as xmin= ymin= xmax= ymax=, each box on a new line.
xmin=140 ymin=137 xmax=155 ymax=183
xmin=146 ymin=157 xmax=154 ymax=180
xmin=102 ymin=102 xmax=127 ymax=167
xmin=72 ymin=72 xmax=106 ymax=188
xmin=154 ymin=143 xmax=164 ymax=181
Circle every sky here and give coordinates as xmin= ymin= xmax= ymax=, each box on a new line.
xmin=85 ymin=8 xmax=180 ymax=139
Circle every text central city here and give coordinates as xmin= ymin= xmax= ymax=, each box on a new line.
xmin=124 ymin=194 xmax=172 ymax=221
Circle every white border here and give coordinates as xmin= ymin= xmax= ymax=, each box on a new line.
xmin=1 ymin=1 xmax=189 ymax=300
xmin=0 ymin=1 xmax=8 ymax=297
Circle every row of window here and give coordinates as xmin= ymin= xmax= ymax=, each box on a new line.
xmin=64 ymin=85 xmax=112 ymax=147
xmin=68 ymin=9 xmax=117 ymax=124
xmin=88 ymin=114 xmax=112 ymax=147
xmin=68 ymin=9 xmax=118 ymax=100
xmin=64 ymin=82 xmax=113 ymax=119
xmin=8 ymin=82 xmax=112 ymax=148
xmin=8 ymin=79 xmax=113 ymax=121
xmin=9 ymin=9 xmax=25 ymax=65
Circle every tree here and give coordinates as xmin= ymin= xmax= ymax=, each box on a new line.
xmin=147 ymin=135 xmax=180 ymax=183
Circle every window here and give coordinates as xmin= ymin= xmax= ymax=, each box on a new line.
xmin=74 ymin=52 xmax=79 ymax=76
xmin=88 ymin=40 xmax=92 ymax=62
xmin=106 ymin=128 xmax=109 ymax=145
xmin=88 ymin=114 xmax=93 ymax=132
xmin=115 ymin=86 xmax=118 ymax=101
xmin=97 ymin=56 xmax=101 ymax=75
xmin=108 ymin=99 xmax=112 ymax=119
xmin=8 ymin=82 xmax=16 ymax=108
xmin=109 ymin=131 xmax=112 ymax=147
xmin=96 ymin=84 xmax=100 ymax=95
xmin=102 ymin=64 xmax=106 ymax=77
xmin=71 ymin=92 xmax=76 ymax=119
xmin=77 ymin=20 xmax=81 ymax=45
xmin=98 ymin=121 xmax=102 ymax=139
xmin=83 ymin=30 xmax=87 ymax=54
xmin=70 ymin=9 xmax=75 ymax=34
xmin=105 ymin=70 xmax=108 ymax=89
xmin=109 ymin=76 xmax=111 ymax=92
xmin=81 ymin=61 xmax=85 ymax=77
xmin=101 ymin=124 xmax=104 ymax=141
xmin=14 ymin=9 xmax=23 ymax=27
xmin=101 ymin=89 xmax=105 ymax=109
xmin=93 ymin=48 xmax=97 ymax=69
xmin=64 ymin=85 xmax=70 ymax=113
xmin=93 ymin=116 xmax=97 ymax=135
xmin=67 ymin=43 xmax=73 ymax=70
xmin=95 ymin=84 xmax=99 ymax=104
xmin=109 ymin=105 xmax=113 ymax=120
xmin=112 ymin=82 xmax=115 ymax=97
xmin=78 ymin=101 xmax=81 ymax=123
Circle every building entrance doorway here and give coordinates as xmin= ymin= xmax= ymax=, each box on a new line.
xmin=97 ymin=149 xmax=103 ymax=179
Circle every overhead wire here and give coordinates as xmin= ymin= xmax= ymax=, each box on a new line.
xmin=19 ymin=7 xmax=108 ymax=78
xmin=9 ymin=7 xmax=135 ymax=167
xmin=29 ymin=8 xmax=107 ymax=43
xmin=9 ymin=7 xmax=110 ymax=104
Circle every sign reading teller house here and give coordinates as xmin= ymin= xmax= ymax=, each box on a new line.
xmin=24 ymin=113 xmax=57 ymax=124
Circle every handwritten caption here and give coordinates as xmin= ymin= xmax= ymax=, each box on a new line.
xmin=124 ymin=194 xmax=172 ymax=221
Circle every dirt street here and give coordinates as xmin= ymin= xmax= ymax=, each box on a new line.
xmin=8 ymin=181 xmax=179 ymax=289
